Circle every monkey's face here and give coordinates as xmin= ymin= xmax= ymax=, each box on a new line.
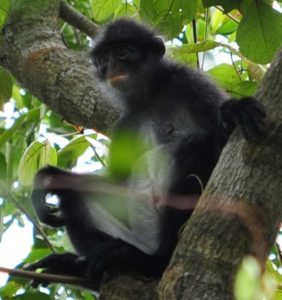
xmin=92 ymin=43 xmax=144 ymax=92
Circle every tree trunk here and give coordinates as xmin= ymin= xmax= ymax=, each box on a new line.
xmin=159 ymin=49 xmax=282 ymax=299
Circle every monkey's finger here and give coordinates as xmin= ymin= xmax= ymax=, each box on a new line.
xmin=29 ymin=268 xmax=60 ymax=288
xmin=249 ymin=112 xmax=267 ymax=136
xmin=233 ymin=112 xmax=257 ymax=141
xmin=24 ymin=261 xmax=45 ymax=271
xmin=24 ymin=255 xmax=61 ymax=271
xmin=30 ymin=277 xmax=49 ymax=288
xmin=247 ymin=98 xmax=266 ymax=118
xmin=241 ymin=106 xmax=266 ymax=139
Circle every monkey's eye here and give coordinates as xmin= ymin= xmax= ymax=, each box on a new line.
xmin=97 ymin=53 xmax=109 ymax=66
xmin=116 ymin=46 xmax=131 ymax=60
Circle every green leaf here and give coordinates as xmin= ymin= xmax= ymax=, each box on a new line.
xmin=0 ymin=67 xmax=13 ymax=110
xmin=0 ymin=0 xmax=9 ymax=28
xmin=169 ymin=40 xmax=219 ymax=67
xmin=47 ymin=111 xmax=62 ymax=128
xmin=234 ymin=256 xmax=261 ymax=300
xmin=38 ymin=141 xmax=57 ymax=168
xmin=108 ymin=131 xmax=143 ymax=180
xmin=140 ymin=0 xmax=197 ymax=39
xmin=81 ymin=291 xmax=97 ymax=300
xmin=0 ymin=281 xmax=23 ymax=298
xmin=0 ymin=152 xmax=7 ymax=180
xmin=247 ymin=63 xmax=266 ymax=82
xmin=26 ymin=107 xmax=40 ymax=123
xmin=15 ymin=292 xmax=52 ymax=300
xmin=208 ymin=63 xmax=241 ymax=91
xmin=266 ymin=260 xmax=282 ymax=283
xmin=133 ymin=0 xmax=140 ymax=9
xmin=58 ymin=135 xmax=95 ymax=168
xmin=202 ymin=0 xmax=242 ymax=13
xmin=171 ymin=52 xmax=198 ymax=67
xmin=18 ymin=140 xmax=57 ymax=186
xmin=215 ymin=19 xmax=238 ymax=35
xmin=171 ymin=40 xmax=220 ymax=55
xmin=91 ymin=0 xmax=121 ymax=22
xmin=0 ymin=107 xmax=40 ymax=151
xmin=208 ymin=64 xmax=257 ymax=97
xmin=231 ymin=81 xmax=257 ymax=98
xmin=0 ymin=203 xmax=2 ymax=241
xmin=12 ymin=85 xmax=24 ymax=109
xmin=23 ymin=248 xmax=52 ymax=264
xmin=237 ymin=1 xmax=282 ymax=64
xmin=274 ymin=289 xmax=282 ymax=300
xmin=114 ymin=3 xmax=139 ymax=18
xmin=210 ymin=9 xmax=224 ymax=32
xmin=0 ymin=114 xmax=26 ymax=148
xmin=21 ymin=92 xmax=32 ymax=109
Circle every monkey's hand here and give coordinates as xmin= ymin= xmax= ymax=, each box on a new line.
xmin=220 ymin=97 xmax=266 ymax=141
xmin=24 ymin=253 xmax=87 ymax=287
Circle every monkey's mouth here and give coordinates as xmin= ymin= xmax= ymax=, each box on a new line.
xmin=108 ymin=74 xmax=129 ymax=87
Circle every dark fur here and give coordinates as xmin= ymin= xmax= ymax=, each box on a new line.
xmin=27 ymin=19 xmax=266 ymax=285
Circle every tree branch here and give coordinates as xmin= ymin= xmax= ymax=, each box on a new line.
xmin=0 ymin=266 xmax=98 ymax=288
xmin=0 ymin=0 xmax=122 ymax=135
xmin=59 ymin=1 xmax=100 ymax=38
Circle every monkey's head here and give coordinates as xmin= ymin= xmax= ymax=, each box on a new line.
xmin=91 ymin=18 xmax=165 ymax=91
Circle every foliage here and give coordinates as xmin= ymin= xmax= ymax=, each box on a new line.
xmin=0 ymin=0 xmax=281 ymax=299
xmin=0 ymin=68 xmax=13 ymax=110
xmin=235 ymin=256 xmax=282 ymax=300
xmin=237 ymin=1 xmax=282 ymax=64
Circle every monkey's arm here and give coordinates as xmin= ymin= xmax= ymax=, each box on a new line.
xmin=31 ymin=166 xmax=107 ymax=228
xmin=31 ymin=166 xmax=81 ymax=227
xmin=25 ymin=240 xmax=168 ymax=288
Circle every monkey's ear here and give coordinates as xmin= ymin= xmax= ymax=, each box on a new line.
xmin=152 ymin=37 xmax=165 ymax=57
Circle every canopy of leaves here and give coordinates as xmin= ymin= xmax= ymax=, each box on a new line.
xmin=237 ymin=0 xmax=282 ymax=64
xmin=140 ymin=0 xmax=197 ymax=38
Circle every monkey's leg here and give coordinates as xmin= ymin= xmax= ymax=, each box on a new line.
xmin=158 ymin=130 xmax=222 ymax=257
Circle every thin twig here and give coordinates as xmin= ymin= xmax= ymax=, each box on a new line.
xmin=201 ymin=9 xmax=210 ymax=70
xmin=192 ymin=19 xmax=200 ymax=69
xmin=89 ymin=144 xmax=106 ymax=167
xmin=0 ymin=266 xmax=97 ymax=288
xmin=59 ymin=0 xmax=100 ymax=38
xmin=1 ymin=184 xmax=55 ymax=252
xmin=215 ymin=6 xmax=240 ymax=24
xmin=230 ymin=53 xmax=243 ymax=81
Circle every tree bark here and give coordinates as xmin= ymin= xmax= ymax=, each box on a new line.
xmin=159 ymin=49 xmax=282 ymax=299
xmin=1 ymin=1 xmax=281 ymax=299
xmin=0 ymin=0 xmax=121 ymax=134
